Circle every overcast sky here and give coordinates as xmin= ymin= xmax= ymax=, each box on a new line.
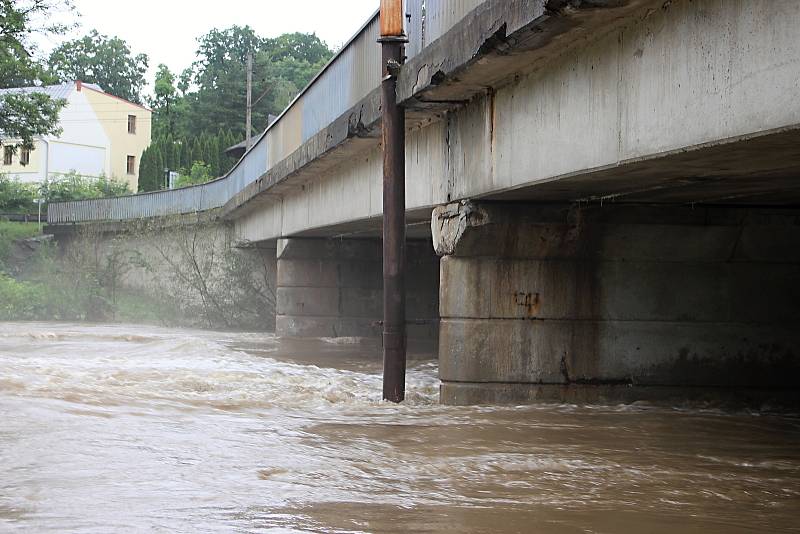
xmin=40 ymin=0 xmax=379 ymax=95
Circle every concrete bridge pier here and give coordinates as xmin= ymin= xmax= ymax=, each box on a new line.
xmin=275 ymin=237 xmax=439 ymax=343
xmin=432 ymin=201 xmax=800 ymax=405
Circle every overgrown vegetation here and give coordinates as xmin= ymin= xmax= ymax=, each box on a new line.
xmin=40 ymin=173 xmax=131 ymax=202
xmin=0 ymin=172 xmax=131 ymax=214
xmin=0 ymin=221 xmax=39 ymax=269
xmin=0 ymin=273 xmax=47 ymax=320
xmin=0 ymin=177 xmax=38 ymax=213
xmin=130 ymin=220 xmax=275 ymax=329
xmin=0 ymin=218 xmax=275 ymax=330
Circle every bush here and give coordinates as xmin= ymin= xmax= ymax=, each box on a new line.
xmin=0 ymin=175 xmax=38 ymax=213
xmin=174 ymin=161 xmax=212 ymax=188
xmin=0 ymin=273 xmax=48 ymax=320
xmin=41 ymin=172 xmax=131 ymax=203
xmin=0 ymin=172 xmax=132 ymax=214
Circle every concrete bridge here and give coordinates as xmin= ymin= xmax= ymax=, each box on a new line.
xmin=48 ymin=0 xmax=800 ymax=404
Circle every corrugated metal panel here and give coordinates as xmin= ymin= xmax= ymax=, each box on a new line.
xmin=425 ymin=0 xmax=485 ymax=44
xmin=269 ymin=104 xmax=303 ymax=166
xmin=406 ymin=0 xmax=425 ymax=59
xmin=47 ymin=1 xmax=488 ymax=225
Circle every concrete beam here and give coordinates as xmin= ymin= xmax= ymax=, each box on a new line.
xmin=235 ymin=0 xmax=800 ymax=245
xmin=223 ymin=0 xmax=658 ymax=226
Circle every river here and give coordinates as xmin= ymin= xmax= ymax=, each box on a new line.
xmin=0 ymin=322 xmax=798 ymax=533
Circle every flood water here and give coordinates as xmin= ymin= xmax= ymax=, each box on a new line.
xmin=0 ymin=323 xmax=798 ymax=533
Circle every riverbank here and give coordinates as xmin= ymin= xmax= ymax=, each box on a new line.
xmin=0 ymin=221 xmax=173 ymax=324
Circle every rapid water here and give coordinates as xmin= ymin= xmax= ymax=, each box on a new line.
xmin=0 ymin=323 xmax=798 ymax=533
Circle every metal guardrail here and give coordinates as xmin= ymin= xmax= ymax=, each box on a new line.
xmin=48 ymin=0 xmax=487 ymax=225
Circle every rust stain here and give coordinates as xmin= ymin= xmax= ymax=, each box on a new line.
xmin=514 ymin=291 xmax=541 ymax=317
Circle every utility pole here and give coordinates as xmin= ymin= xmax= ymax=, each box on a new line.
xmin=246 ymin=51 xmax=253 ymax=150
xmin=379 ymin=0 xmax=408 ymax=403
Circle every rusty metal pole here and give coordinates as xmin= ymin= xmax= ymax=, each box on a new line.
xmin=379 ymin=0 xmax=407 ymax=403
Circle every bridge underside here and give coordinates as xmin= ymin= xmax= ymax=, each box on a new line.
xmin=260 ymin=125 xmax=800 ymax=242
xmin=49 ymin=0 xmax=800 ymax=405
xmin=265 ymin=124 xmax=800 ymax=404
xmin=258 ymin=0 xmax=800 ymax=405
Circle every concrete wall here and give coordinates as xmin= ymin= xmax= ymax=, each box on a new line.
xmin=276 ymin=238 xmax=439 ymax=341
xmin=51 ymin=218 xmax=276 ymax=331
xmin=433 ymin=202 xmax=800 ymax=404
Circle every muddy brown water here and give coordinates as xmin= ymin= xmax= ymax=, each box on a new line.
xmin=0 ymin=323 xmax=798 ymax=533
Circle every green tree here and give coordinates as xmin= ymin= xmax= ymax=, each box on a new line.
xmin=163 ymin=134 xmax=176 ymax=169
xmin=149 ymin=64 xmax=188 ymax=138
xmin=0 ymin=175 xmax=37 ymax=212
xmin=175 ymin=161 xmax=212 ymax=188
xmin=47 ymin=30 xmax=149 ymax=103
xmin=137 ymin=146 xmax=154 ymax=192
xmin=193 ymin=138 xmax=204 ymax=166
xmin=268 ymin=32 xmax=331 ymax=65
xmin=178 ymin=27 xmax=333 ymax=139
xmin=0 ymin=92 xmax=65 ymax=150
xmin=0 ymin=0 xmax=71 ymax=149
xmin=180 ymin=139 xmax=191 ymax=170
xmin=172 ymin=143 xmax=182 ymax=173
xmin=208 ymin=135 xmax=221 ymax=177
xmin=183 ymin=25 xmax=262 ymax=138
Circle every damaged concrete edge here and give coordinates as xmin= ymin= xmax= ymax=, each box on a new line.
xmin=398 ymin=0 xmax=549 ymax=102
xmin=221 ymin=0 xmax=643 ymax=221
xmin=431 ymin=201 xmax=490 ymax=256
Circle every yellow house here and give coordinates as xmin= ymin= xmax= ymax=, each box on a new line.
xmin=0 ymin=81 xmax=152 ymax=191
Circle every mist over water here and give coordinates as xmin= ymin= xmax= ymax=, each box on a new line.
xmin=1 ymin=323 xmax=798 ymax=533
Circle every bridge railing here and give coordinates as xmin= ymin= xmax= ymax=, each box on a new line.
xmin=47 ymin=0 xmax=486 ymax=225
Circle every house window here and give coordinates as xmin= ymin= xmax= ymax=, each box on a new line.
xmin=20 ymin=147 xmax=30 ymax=166
xmin=127 ymin=155 xmax=136 ymax=175
xmin=127 ymin=114 xmax=137 ymax=134
xmin=3 ymin=146 xmax=12 ymax=165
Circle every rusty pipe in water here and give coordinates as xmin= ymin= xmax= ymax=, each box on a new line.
xmin=379 ymin=0 xmax=407 ymax=403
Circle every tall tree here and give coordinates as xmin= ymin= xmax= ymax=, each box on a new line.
xmin=182 ymin=25 xmax=262 ymax=138
xmin=148 ymin=63 xmax=189 ymax=138
xmin=47 ymin=30 xmax=148 ymax=103
xmin=267 ymin=32 xmax=331 ymax=66
xmin=0 ymin=0 xmax=72 ymax=148
xmin=179 ymin=26 xmax=334 ymax=139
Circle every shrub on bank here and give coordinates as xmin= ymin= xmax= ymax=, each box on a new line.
xmin=0 ymin=172 xmax=132 ymax=215
xmin=0 ymin=273 xmax=48 ymax=320
xmin=0 ymin=176 xmax=38 ymax=214
xmin=40 ymin=173 xmax=131 ymax=203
